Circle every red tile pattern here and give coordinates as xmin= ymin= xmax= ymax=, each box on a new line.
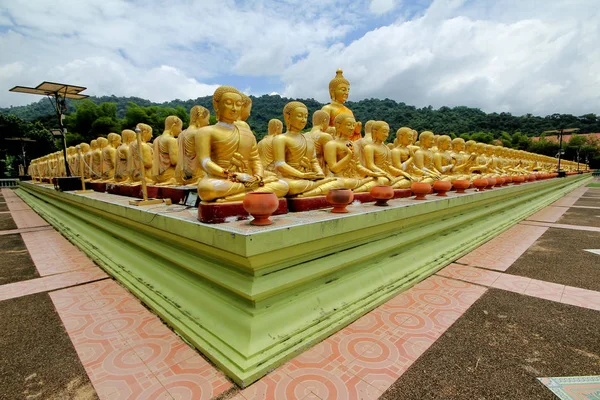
xmin=456 ymin=224 xmax=548 ymax=271
xmin=239 ymin=275 xmax=488 ymax=399
xmin=50 ymin=279 xmax=232 ymax=400
xmin=21 ymin=229 xmax=97 ymax=276
xmin=561 ymin=286 xmax=600 ymax=311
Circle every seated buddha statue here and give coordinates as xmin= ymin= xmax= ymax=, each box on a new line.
xmin=321 ymin=69 xmax=362 ymax=141
xmin=391 ymin=127 xmax=418 ymax=179
xmin=114 ymin=129 xmax=135 ymax=183
xmin=273 ymin=101 xmax=337 ymax=197
xmin=152 ymin=115 xmax=182 ymax=186
xmin=323 ymin=113 xmax=380 ymax=192
xmin=66 ymin=147 xmax=77 ymax=176
xmin=196 ymin=86 xmax=288 ymax=202
xmin=304 ymin=110 xmax=333 ymax=174
xmin=412 ymin=131 xmax=443 ymax=184
xmin=101 ymin=133 xmax=121 ymax=181
xmin=354 ymin=120 xmax=375 ymax=165
xmin=469 ymin=142 xmax=493 ymax=177
xmin=363 ymin=121 xmax=412 ymax=189
xmin=257 ymin=118 xmax=284 ymax=175
xmin=433 ymin=135 xmax=468 ymax=182
xmin=80 ymin=143 xmax=92 ymax=180
xmin=449 ymin=138 xmax=475 ymax=180
xmin=89 ymin=139 xmax=103 ymax=181
xmin=176 ymin=106 xmax=210 ymax=186
xmin=130 ymin=123 xmax=155 ymax=185
xmin=237 ymin=94 xmax=252 ymax=129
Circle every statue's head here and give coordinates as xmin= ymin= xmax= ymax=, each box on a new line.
xmin=396 ymin=127 xmax=413 ymax=146
xmin=329 ymin=69 xmax=350 ymax=103
xmin=165 ymin=116 xmax=183 ymax=137
xmin=267 ymin=119 xmax=283 ymax=136
xmin=411 ymin=129 xmax=418 ymax=144
xmin=372 ymin=121 xmax=390 ymax=142
xmin=121 ymin=129 xmax=135 ymax=144
xmin=475 ymin=142 xmax=485 ymax=154
xmin=312 ymin=110 xmax=329 ymax=131
xmin=107 ymin=132 xmax=121 ymax=147
xmin=190 ymin=106 xmax=210 ymax=128
xmin=80 ymin=142 xmax=90 ymax=152
xmin=240 ymin=94 xmax=252 ymax=122
xmin=136 ymin=123 xmax=153 ymax=142
xmin=212 ymin=86 xmax=243 ymax=123
xmin=326 ymin=126 xmax=336 ymax=137
xmin=365 ymin=120 xmax=375 ymax=135
xmin=90 ymin=140 xmax=98 ymax=150
xmin=451 ymin=137 xmax=465 ymax=151
xmin=437 ymin=135 xmax=451 ymax=151
xmin=97 ymin=137 xmax=108 ymax=148
xmin=419 ymin=131 xmax=434 ymax=148
xmin=283 ymin=101 xmax=308 ymax=131
xmin=334 ymin=113 xmax=356 ymax=138
xmin=465 ymin=140 xmax=477 ymax=152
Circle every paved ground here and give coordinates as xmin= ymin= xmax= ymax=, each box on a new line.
xmin=0 ymin=179 xmax=599 ymax=400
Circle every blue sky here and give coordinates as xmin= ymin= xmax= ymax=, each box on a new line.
xmin=0 ymin=0 xmax=598 ymax=117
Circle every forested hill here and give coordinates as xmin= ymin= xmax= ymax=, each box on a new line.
xmin=2 ymin=94 xmax=599 ymax=141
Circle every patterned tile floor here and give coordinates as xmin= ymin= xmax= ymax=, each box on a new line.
xmin=2 ymin=182 xmax=600 ymax=399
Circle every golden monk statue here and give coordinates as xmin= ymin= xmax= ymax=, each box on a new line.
xmin=412 ymin=131 xmax=444 ymax=184
xmin=115 ymin=129 xmax=135 ymax=183
xmin=238 ymin=94 xmax=252 ymax=129
xmin=273 ymin=101 xmax=338 ymax=197
xmin=257 ymin=118 xmax=284 ymax=174
xmin=66 ymin=147 xmax=77 ymax=176
xmin=80 ymin=143 xmax=92 ymax=180
xmin=321 ymin=69 xmax=362 ymax=141
xmin=196 ymin=86 xmax=288 ymax=202
xmin=433 ymin=135 xmax=470 ymax=182
xmin=363 ymin=121 xmax=412 ymax=189
xmin=176 ymin=106 xmax=210 ymax=186
xmin=323 ymin=113 xmax=380 ymax=192
xmin=354 ymin=120 xmax=375 ymax=165
xmin=469 ymin=142 xmax=493 ymax=177
xmin=152 ymin=115 xmax=182 ymax=186
xmin=90 ymin=139 xmax=103 ymax=181
xmin=449 ymin=138 xmax=475 ymax=180
xmin=391 ymin=127 xmax=419 ymax=180
xmin=304 ymin=110 xmax=333 ymax=174
xmin=101 ymin=133 xmax=120 ymax=181
xmin=130 ymin=123 xmax=154 ymax=185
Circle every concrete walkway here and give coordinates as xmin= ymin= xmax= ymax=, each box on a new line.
xmin=0 ymin=181 xmax=599 ymax=399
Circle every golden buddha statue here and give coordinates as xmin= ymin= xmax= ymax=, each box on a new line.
xmin=101 ymin=133 xmax=120 ymax=181
xmin=152 ymin=115 xmax=182 ymax=186
xmin=363 ymin=121 xmax=412 ymax=189
xmin=354 ymin=120 xmax=375 ymax=164
xmin=449 ymin=138 xmax=475 ymax=180
xmin=326 ymin=126 xmax=336 ymax=138
xmin=80 ymin=143 xmax=92 ymax=180
xmin=469 ymin=142 xmax=493 ymax=177
xmin=196 ymin=86 xmax=288 ymax=202
xmin=433 ymin=135 xmax=468 ymax=182
xmin=321 ymin=69 xmax=362 ymax=141
xmin=391 ymin=127 xmax=418 ymax=178
xmin=66 ymin=147 xmax=77 ymax=176
xmin=304 ymin=110 xmax=334 ymax=174
xmin=412 ymin=131 xmax=441 ymax=184
xmin=273 ymin=101 xmax=337 ymax=197
xmin=89 ymin=139 xmax=103 ymax=180
xmin=323 ymin=113 xmax=380 ymax=192
xmin=130 ymin=123 xmax=154 ymax=185
xmin=257 ymin=118 xmax=284 ymax=174
xmin=238 ymin=94 xmax=252 ymax=129
xmin=115 ymin=129 xmax=135 ymax=183
xmin=176 ymin=106 xmax=210 ymax=186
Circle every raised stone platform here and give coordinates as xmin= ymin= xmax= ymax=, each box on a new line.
xmin=16 ymin=174 xmax=591 ymax=386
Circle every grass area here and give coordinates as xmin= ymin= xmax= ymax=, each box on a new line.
xmin=587 ymin=183 xmax=600 ymax=187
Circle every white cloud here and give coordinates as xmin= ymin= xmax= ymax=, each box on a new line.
xmin=282 ymin=0 xmax=600 ymax=116
xmin=1 ymin=0 xmax=599 ymax=117
xmin=369 ymin=0 xmax=397 ymax=15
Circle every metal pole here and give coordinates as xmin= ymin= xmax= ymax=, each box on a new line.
xmin=134 ymin=127 xmax=149 ymax=201
xmin=557 ymin=129 xmax=563 ymax=172
xmin=55 ymin=93 xmax=71 ymax=177
xmin=77 ymin=146 xmax=86 ymax=190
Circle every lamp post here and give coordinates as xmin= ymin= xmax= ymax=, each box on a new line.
xmin=542 ymin=128 xmax=579 ymax=177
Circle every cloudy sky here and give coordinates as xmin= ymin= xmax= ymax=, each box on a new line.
xmin=1 ymin=0 xmax=598 ymax=116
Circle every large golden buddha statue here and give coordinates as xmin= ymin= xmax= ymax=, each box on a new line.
xmin=323 ymin=113 xmax=380 ymax=192
xmin=102 ymin=133 xmax=121 ymax=181
xmin=257 ymin=118 xmax=284 ymax=174
xmin=176 ymin=106 xmax=210 ymax=186
xmin=153 ymin=115 xmax=182 ymax=186
xmin=115 ymin=129 xmax=135 ymax=183
xmin=433 ymin=135 xmax=469 ymax=182
xmin=196 ymin=86 xmax=288 ymax=202
xmin=321 ymin=69 xmax=362 ymax=141
xmin=304 ymin=110 xmax=333 ymax=173
xmin=412 ymin=131 xmax=443 ymax=184
xmin=273 ymin=101 xmax=337 ymax=197
xmin=363 ymin=121 xmax=412 ymax=189
xmin=130 ymin=123 xmax=154 ymax=185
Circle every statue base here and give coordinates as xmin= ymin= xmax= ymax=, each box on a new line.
xmin=88 ymin=182 xmax=107 ymax=192
xmin=198 ymin=199 xmax=288 ymax=224
xmin=159 ymin=187 xmax=191 ymax=204
xmin=287 ymin=189 xmax=412 ymax=212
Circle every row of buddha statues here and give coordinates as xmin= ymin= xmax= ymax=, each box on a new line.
xmin=28 ymin=70 xmax=586 ymax=203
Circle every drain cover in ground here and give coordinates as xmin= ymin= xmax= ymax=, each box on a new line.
xmin=538 ymin=376 xmax=600 ymax=399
